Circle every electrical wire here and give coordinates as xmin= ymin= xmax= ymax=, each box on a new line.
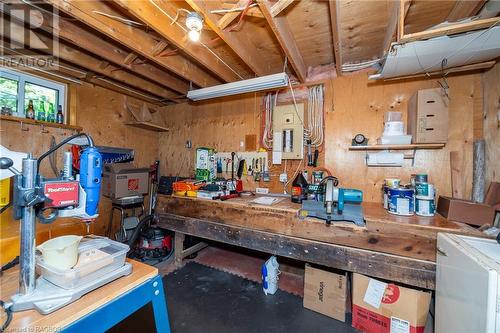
xmin=148 ymin=0 xmax=244 ymax=80
xmin=0 ymin=300 xmax=12 ymax=333
xmin=92 ymin=10 xmax=145 ymax=27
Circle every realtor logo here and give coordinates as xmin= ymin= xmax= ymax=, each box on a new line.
xmin=0 ymin=0 xmax=59 ymax=69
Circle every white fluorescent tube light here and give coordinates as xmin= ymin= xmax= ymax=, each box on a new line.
xmin=187 ymin=72 xmax=289 ymax=101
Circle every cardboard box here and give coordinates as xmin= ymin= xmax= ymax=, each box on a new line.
xmin=352 ymin=273 xmax=431 ymax=333
xmin=437 ymin=196 xmax=496 ymax=226
xmin=408 ymin=88 xmax=448 ymax=143
xmin=303 ymin=264 xmax=347 ymax=322
xmin=102 ymin=163 xmax=149 ymax=199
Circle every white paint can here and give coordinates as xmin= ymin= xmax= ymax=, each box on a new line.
xmin=415 ymin=196 xmax=436 ymax=217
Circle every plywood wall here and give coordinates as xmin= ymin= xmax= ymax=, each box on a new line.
xmin=483 ymin=63 xmax=500 ymax=185
xmin=0 ymin=82 xmax=163 ymax=236
xmin=159 ymin=70 xmax=484 ymax=202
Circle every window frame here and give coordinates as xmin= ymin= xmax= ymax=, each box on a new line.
xmin=0 ymin=68 xmax=67 ymax=122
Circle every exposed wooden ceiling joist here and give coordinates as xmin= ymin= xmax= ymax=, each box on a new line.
xmin=113 ymin=0 xmax=242 ymax=83
xmin=258 ymin=0 xmax=306 ymax=82
xmin=270 ymin=0 xmax=295 ymax=17
xmin=2 ymin=2 xmax=190 ymax=94
xmin=4 ymin=17 xmax=180 ymax=103
xmin=186 ymin=0 xmax=272 ymax=77
xmin=400 ymin=16 xmax=500 ymax=43
xmin=382 ymin=0 xmax=411 ymax=57
xmin=328 ymin=0 xmax=342 ymax=76
xmin=217 ymin=0 xmax=251 ymax=30
xmin=46 ymin=0 xmax=220 ymax=88
xmin=446 ymin=0 xmax=486 ymax=22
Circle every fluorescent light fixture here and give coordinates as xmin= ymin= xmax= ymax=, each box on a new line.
xmin=187 ymin=72 xmax=289 ymax=101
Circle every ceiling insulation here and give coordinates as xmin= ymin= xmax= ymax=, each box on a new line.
xmin=370 ymin=26 xmax=500 ymax=80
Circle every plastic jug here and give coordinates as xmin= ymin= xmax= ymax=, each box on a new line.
xmin=262 ymin=256 xmax=280 ymax=295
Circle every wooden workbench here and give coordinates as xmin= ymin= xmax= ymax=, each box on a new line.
xmin=0 ymin=260 xmax=165 ymax=332
xmin=156 ymin=195 xmax=485 ymax=289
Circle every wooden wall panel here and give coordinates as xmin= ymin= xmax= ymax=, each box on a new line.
xmin=159 ymin=70 xmax=482 ymax=202
xmin=483 ymin=63 xmax=500 ymax=184
xmin=0 ymin=82 xmax=162 ymax=237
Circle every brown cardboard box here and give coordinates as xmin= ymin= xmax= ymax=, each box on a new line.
xmin=408 ymin=88 xmax=448 ymax=143
xmin=303 ymin=264 xmax=347 ymax=322
xmin=102 ymin=163 xmax=149 ymax=199
xmin=352 ymin=273 xmax=431 ymax=333
xmin=437 ymin=196 xmax=496 ymax=226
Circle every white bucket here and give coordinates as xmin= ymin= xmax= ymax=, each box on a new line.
xmin=37 ymin=235 xmax=83 ymax=270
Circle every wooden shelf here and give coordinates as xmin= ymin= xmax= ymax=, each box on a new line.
xmin=126 ymin=121 xmax=169 ymax=132
xmin=349 ymin=143 xmax=445 ymax=151
xmin=0 ymin=115 xmax=82 ymax=131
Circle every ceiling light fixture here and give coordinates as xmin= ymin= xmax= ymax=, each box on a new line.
xmin=186 ymin=72 xmax=290 ymax=101
xmin=186 ymin=12 xmax=203 ymax=42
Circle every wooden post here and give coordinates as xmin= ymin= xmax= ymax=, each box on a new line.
xmin=174 ymin=232 xmax=185 ymax=266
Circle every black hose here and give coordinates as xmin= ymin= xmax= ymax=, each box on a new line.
xmin=126 ymin=214 xmax=155 ymax=257
xmin=37 ymin=133 xmax=94 ymax=171
xmin=1 ymin=256 xmax=19 ymax=272
xmin=0 ymin=300 xmax=12 ymax=333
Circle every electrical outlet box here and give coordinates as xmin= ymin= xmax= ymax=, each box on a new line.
xmin=273 ymin=103 xmax=304 ymax=159
xmin=279 ymin=173 xmax=288 ymax=183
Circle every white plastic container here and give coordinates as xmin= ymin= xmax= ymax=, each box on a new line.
xmin=37 ymin=237 xmax=129 ymax=289
xmin=262 ymin=256 xmax=280 ymax=295
xmin=37 ymin=235 xmax=83 ymax=270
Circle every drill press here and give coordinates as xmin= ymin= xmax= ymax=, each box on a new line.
xmin=0 ymin=133 xmax=131 ymax=314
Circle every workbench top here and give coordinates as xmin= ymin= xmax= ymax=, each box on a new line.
xmin=0 ymin=260 xmax=157 ymax=331
xmin=157 ymin=194 xmax=483 ymax=262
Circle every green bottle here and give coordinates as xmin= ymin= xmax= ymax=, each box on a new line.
xmin=46 ymin=102 xmax=55 ymax=123
xmin=37 ymin=99 xmax=46 ymax=121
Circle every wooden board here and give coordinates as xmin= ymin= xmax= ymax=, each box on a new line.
xmin=156 ymin=195 xmax=483 ymax=262
xmin=483 ymin=63 xmax=500 ymax=184
xmin=0 ymin=260 xmax=157 ymax=331
xmin=160 ymin=213 xmax=436 ymax=289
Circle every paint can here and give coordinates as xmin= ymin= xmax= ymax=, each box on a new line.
xmin=415 ymin=196 xmax=436 ymax=216
xmin=385 ymin=178 xmax=400 ymax=188
xmin=415 ymin=174 xmax=428 ymax=183
xmin=388 ymin=187 xmax=415 ymax=216
xmin=415 ymin=182 xmax=435 ymax=197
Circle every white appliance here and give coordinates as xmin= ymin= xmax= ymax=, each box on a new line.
xmin=186 ymin=72 xmax=289 ymax=101
xmin=436 ymin=233 xmax=500 ymax=333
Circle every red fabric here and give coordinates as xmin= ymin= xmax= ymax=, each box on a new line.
xmin=352 ymin=304 xmax=424 ymax=333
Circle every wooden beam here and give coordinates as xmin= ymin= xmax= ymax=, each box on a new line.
xmin=218 ymin=3 xmax=264 ymax=18
xmin=270 ymin=0 xmax=295 ymax=17
xmin=186 ymin=0 xmax=271 ymax=77
xmin=382 ymin=0 xmax=411 ymax=56
xmin=123 ymin=52 xmax=139 ymax=66
xmin=258 ymin=0 xmax=306 ymax=82
xmin=46 ymin=0 xmax=220 ymax=88
xmin=159 ymin=214 xmax=436 ymax=289
xmin=447 ymin=0 xmax=486 ymax=22
xmin=400 ymin=16 xmax=500 ymax=43
xmin=217 ymin=0 xmax=249 ymax=30
xmin=113 ymin=0 xmax=241 ymax=82
xmin=5 ymin=18 xmax=179 ymax=102
xmin=328 ymin=0 xmax=342 ymax=76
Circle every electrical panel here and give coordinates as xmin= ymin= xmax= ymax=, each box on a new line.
xmin=272 ymin=103 xmax=304 ymax=160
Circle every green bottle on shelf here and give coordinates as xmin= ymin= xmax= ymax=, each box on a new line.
xmin=46 ymin=102 xmax=55 ymax=123
xmin=37 ymin=98 xmax=46 ymax=121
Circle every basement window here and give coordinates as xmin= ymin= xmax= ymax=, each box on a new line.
xmin=0 ymin=68 xmax=66 ymax=123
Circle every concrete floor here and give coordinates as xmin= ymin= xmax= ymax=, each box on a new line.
xmin=110 ymin=250 xmax=358 ymax=333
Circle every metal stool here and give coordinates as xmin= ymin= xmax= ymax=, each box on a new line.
xmin=107 ymin=195 xmax=145 ymax=240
